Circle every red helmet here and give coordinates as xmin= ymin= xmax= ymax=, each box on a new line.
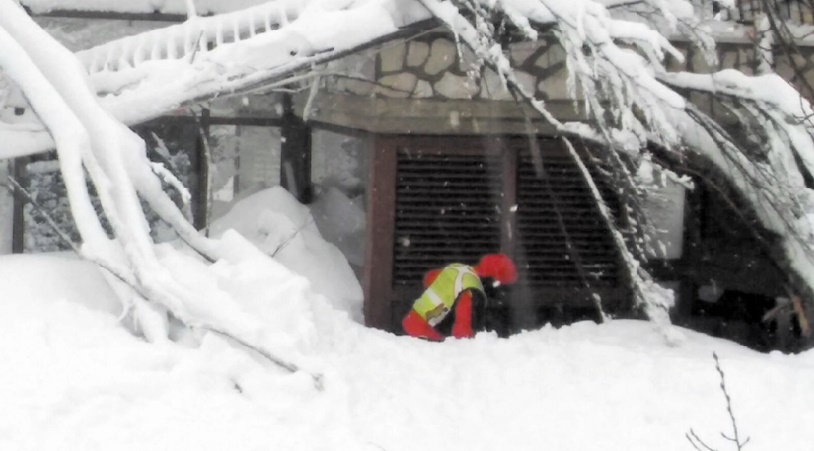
xmin=474 ymin=253 xmax=518 ymax=285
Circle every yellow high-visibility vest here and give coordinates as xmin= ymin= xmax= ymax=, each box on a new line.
xmin=411 ymin=264 xmax=484 ymax=326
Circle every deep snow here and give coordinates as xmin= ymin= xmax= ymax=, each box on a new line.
xmin=2 ymin=187 xmax=814 ymax=451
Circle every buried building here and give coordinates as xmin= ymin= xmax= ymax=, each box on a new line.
xmin=3 ymin=1 xmax=813 ymax=349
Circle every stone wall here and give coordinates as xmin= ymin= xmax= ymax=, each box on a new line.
xmin=316 ymin=31 xmax=814 ymax=137
xmin=330 ymin=32 xmax=814 ymax=105
xmin=333 ymin=33 xmax=571 ymax=102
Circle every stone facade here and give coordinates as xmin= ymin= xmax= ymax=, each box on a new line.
xmin=332 ymin=33 xmax=573 ymax=102
xmin=318 ymin=31 xmax=814 ymax=137
xmin=331 ymin=32 xmax=814 ymax=106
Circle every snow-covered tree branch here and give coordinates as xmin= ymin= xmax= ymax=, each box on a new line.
xmin=3 ymin=0 xmax=814 ymax=345
xmin=0 ymin=0 xmax=328 ymax=379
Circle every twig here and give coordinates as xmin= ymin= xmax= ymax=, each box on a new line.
xmin=188 ymin=31 xmax=205 ymax=64
xmin=7 ymin=175 xmax=78 ymax=253
xmin=686 ymin=353 xmax=751 ymax=451
xmin=761 ymin=297 xmax=790 ymax=323
xmin=206 ymin=326 xmax=323 ymax=390
xmin=713 ymin=352 xmax=751 ymax=450
xmin=192 ymin=110 xmax=214 ymax=236
xmin=788 ymin=290 xmax=811 ymax=337
xmin=686 ymin=428 xmax=718 ymax=451
xmin=553 ymin=137 xmax=607 ymax=321
xmin=271 ymin=216 xmax=314 ymax=257
xmin=8 ymin=175 xmax=324 ymax=390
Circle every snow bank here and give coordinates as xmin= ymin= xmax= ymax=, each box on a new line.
xmin=209 ymin=186 xmax=363 ymax=321
xmin=308 ymin=186 xmax=366 ymax=267
xmin=2 ymin=244 xmax=814 ymax=450
xmin=0 ymin=253 xmax=355 ymax=451
xmin=0 ymin=253 xmax=120 ymax=314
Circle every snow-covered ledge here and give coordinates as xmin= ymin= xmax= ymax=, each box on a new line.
xmin=294 ymin=92 xmax=587 ymax=135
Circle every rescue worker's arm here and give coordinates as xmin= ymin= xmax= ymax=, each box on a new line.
xmin=401 ymin=268 xmax=445 ymax=341
xmin=451 ymin=290 xmax=474 ymax=338
xmin=402 ymin=310 xmax=444 ymax=341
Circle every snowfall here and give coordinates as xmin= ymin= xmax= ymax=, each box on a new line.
xmin=0 ymin=185 xmax=811 ymax=451
xmin=1 ymin=0 xmax=814 ymax=448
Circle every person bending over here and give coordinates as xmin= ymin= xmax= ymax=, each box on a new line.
xmin=401 ymin=253 xmax=517 ymax=340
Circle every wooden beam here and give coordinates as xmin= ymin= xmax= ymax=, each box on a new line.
xmin=500 ymin=137 xmax=518 ymax=255
xmin=11 ymin=157 xmax=28 ymax=254
xmin=295 ymin=93 xmax=574 ymax=135
xmin=280 ymin=94 xmax=312 ymax=203
xmin=29 ymin=9 xmax=189 ymax=22
xmin=363 ymin=135 xmax=397 ymax=330
xmin=193 ymin=110 xmax=210 ymax=231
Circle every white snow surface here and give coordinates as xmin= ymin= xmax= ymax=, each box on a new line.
xmin=209 ymin=186 xmax=363 ymax=321
xmin=3 ymin=201 xmax=814 ymax=450
xmin=3 ymin=2 xmax=814 ymax=449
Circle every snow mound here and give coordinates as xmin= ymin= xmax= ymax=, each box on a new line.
xmin=209 ymin=186 xmax=363 ymax=322
xmin=0 ymin=253 xmax=121 ymax=315
xmin=308 ymin=186 xmax=367 ymax=267
xmin=0 ymin=252 xmax=356 ymax=451
xmin=2 ymin=251 xmax=814 ymax=450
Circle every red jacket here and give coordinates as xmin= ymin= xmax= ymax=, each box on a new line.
xmin=401 ymin=268 xmax=476 ymax=340
xmin=401 ymin=254 xmax=517 ymax=341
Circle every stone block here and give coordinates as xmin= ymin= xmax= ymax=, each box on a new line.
xmin=509 ymin=42 xmax=539 ymax=66
xmin=373 ymin=85 xmax=412 ymax=99
xmin=425 ymin=38 xmax=456 ymax=76
xmin=380 ymin=42 xmax=406 ymax=73
xmin=434 ymin=72 xmax=479 ymax=99
xmin=378 ymin=73 xmax=418 ymax=96
xmin=343 ymin=78 xmax=375 ymax=96
xmin=479 ymin=68 xmax=513 ymax=101
xmin=413 ymin=80 xmax=434 ymax=98
xmin=407 ymin=40 xmax=429 ymax=67
xmin=458 ymin=45 xmax=478 ymax=73
xmin=543 ymin=42 xmax=566 ymax=66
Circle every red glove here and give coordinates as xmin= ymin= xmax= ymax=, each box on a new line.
xmin=402 ymin=309 xmax=443 ymax=341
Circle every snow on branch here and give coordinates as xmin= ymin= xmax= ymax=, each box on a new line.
xmin=4 ymin=0 xmax=814 ymax=338
xmin=0 ymin=0 xmax=435 ymax=158
xmin=416 ymin=0 xmax=814 ymax=336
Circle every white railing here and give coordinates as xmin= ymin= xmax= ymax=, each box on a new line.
xmin=76 ymin=1 xmax=299 ymax=73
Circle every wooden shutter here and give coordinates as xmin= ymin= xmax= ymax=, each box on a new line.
xmin=371 ymin=136 xmax=626 ymax=331
xmin=393 ymin=146 xmax=503 ymax=288
xmin=513 ymin=140 xmax=622 ymax=299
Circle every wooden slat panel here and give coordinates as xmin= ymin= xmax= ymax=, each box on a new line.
xmin=393 ymin=147 xmax=503 ymax=285
xmin=385 ymin=136 xmax=627 ymax=330
xmin=512 ymin=139 xmax=621 ymax=292
xmin=364 ymin=135 xmax=397 ymax=330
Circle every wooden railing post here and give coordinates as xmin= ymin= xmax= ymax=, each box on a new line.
xmin=10 ymin=157 xmax=28 ymax=254
xmin=280 ymin=93 xmax=312 ymax=204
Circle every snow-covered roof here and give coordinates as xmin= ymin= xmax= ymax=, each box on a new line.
xmin=19 ymin=0 xmax=273 ymax=15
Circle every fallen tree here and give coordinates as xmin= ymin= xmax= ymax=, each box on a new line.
xmin=2 ymin=0 xmax=814 ymax=347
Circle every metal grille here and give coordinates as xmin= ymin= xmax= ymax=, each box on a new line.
xmin=393 ymin=148 xmax=503 ymax=285
xmin=514 ymin=145 xmax=621 ymax=289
